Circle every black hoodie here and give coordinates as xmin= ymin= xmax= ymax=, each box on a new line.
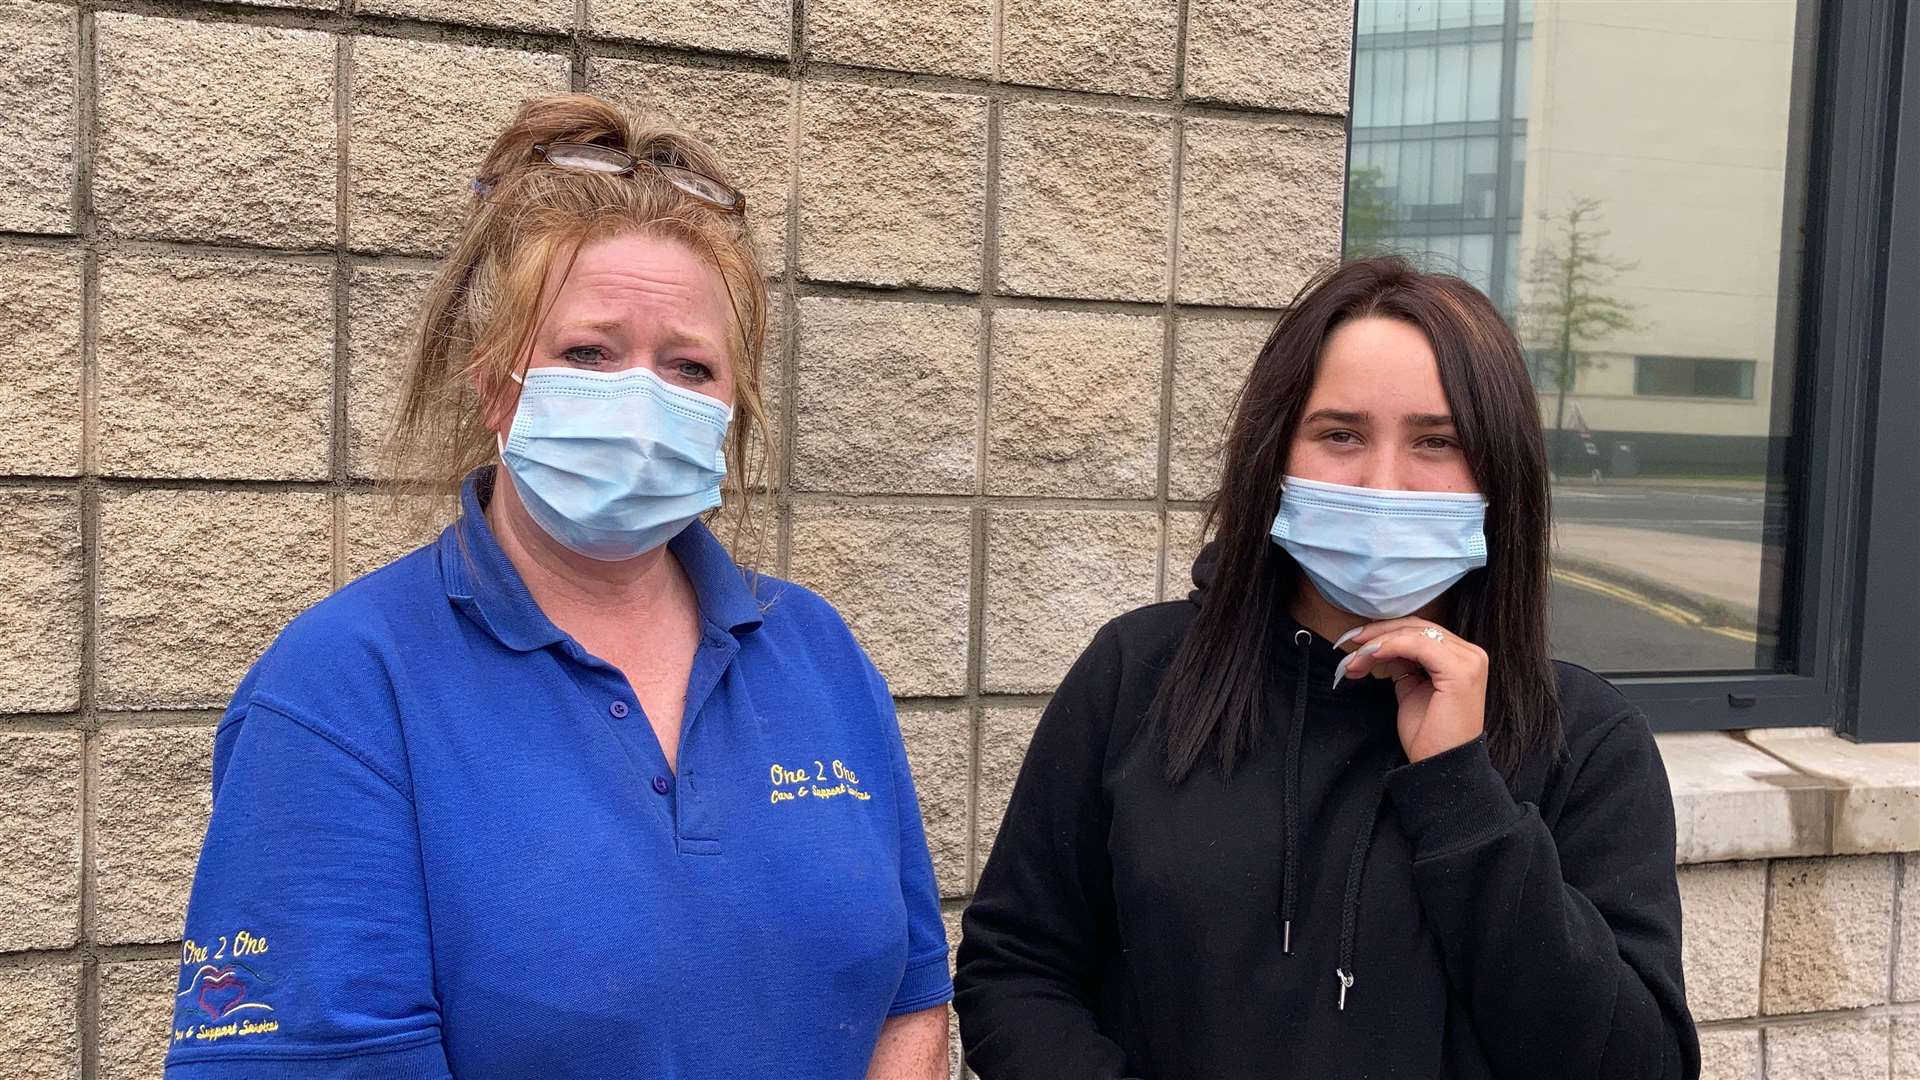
xmin=954 ymin=550 xmax=1699 ymax=1080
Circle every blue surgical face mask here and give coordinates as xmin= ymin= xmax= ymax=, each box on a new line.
xmin=1269 ymin=475 xmax=1489 ymax=620
xmin=497 ymin=366 xmax=731 ymax=561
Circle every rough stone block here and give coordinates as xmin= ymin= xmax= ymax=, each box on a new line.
xmin=997 ymin=102 xmax=1173 ymax=301
xmin=343 ymin=493 xmax=441 ymax=582
xmin=1657 ymin=732 xmax=1830 ymax=864
xmin=0 ymin=489 xmax=82 ymax=713
xmin=98 ymin=959 xmax=176 ymax=1080
xmin=350 ymin=38 xmax=567 ymax=254
xmin=589 ymin=0 xmax=789 ymax=57
xmin=94 ymin=13 xmax=333 ymax=247
xmin=792 ymin=297 xmax=980 ymax=495
xmin=983 ymin=510 xmax=1159 ymax=692
xmin=97 ymin=490 xmax=333 ymax=710
xmin=1163 ymin=509 xmax=1211 ymax=600
xmin=987 ymin=309 xmax=1161 ymax=498
xmin=0 ymin=730 xmax=80 ymax=951
xmin=1170 ymin=317 xmax=1266 ymax=500
xmin=1178 ymin=119 xmax=1346 ymax=307
xmin=5 ymin=547 xmax=78 ymax=685
xmin=797 ymin=83 xmax=986 ymax=290
xmin=1899 ymin=855 xmax=1918 ymax=1002
xmin=1678 ymin=860 xmax=1765 ymax=1021
xmin=1894 ymin=1016 xmax=1919 ymax=1080
xmin=94 ymin=724 xmax=216 ymax=945
xmin=1185 ymin=0 xmax=1353 ymax=114
xmin=359 ymin=0 xmax=570 ymax=31
xmin=0 ymin=0 xmax=74 ymax=233
xmin=1762 ymin=855 xmax=1894 ymax=1015
xmin=591 ymin=60 xmax=795 ymax=265
xmin=786 ymin=505 xmax=973 ymax=697
xmin=1764 ymin=1016 xmax=1890 ymax=1080
xmin=0 ymin=245 xmax=82 ymax=475
xmin=348 ymin=262 xmax=438 ymax=479
xmin=898 ymin=705 xmax=971 ymax=899
xmin=0 ymin=964 xmax=79 ymax=1080
xmin=1746 ymin=727 xmax=1920 ymax=855
xmin=1001 ymin=0 xmax=1177 ymax=97
xmin=976 ymin=706 xmax=1041 ymax=873
xmin=1696 ymin=1028 xmax=1759 ymax=1080
xmin=97 ymin=250 xmax=332 ymax=481
xmin=808 ymin=0 xmax=992 ymax=78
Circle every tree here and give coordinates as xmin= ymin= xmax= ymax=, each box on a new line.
xmin=1519 ymin=197 xmax=1639 ymax=473
xmin=1344 ymin=164 xmax=1396 ymax=258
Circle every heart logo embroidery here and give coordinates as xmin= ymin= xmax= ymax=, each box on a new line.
xmin=196 ymin=968 xmax=249 ymax=1021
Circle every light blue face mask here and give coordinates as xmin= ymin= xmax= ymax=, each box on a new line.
xmin=498 ymin=366 xmax=731 ymax=562
xmin=1269 ymin=475 xmax=1489 ymax=620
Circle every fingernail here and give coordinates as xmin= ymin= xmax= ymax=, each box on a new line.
xmin=1331 ymin=653 xmax=1354 ymax=689
xmin=1333 ymin=626 xmax=1365 ymax=649
xmin=1358 ymin=642 xmax=1382 ymax=656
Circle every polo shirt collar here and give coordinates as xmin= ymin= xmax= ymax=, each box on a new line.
xmin=437 ymin=467 xmax=765 ymax=652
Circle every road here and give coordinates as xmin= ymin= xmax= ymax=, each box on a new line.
xmin=1551 ymin=481 xmax=1784 ymax=544
xmin=1548 ymin=574 xmax=1768 ymax=674
xmin=1547 ymin=480 xmax=1780 ymax=673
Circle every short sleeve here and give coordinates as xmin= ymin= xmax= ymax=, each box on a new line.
xmin=163 ymin=702 xmax=452 ymax=1079
xmin=878 ymin=681 xmax=954 ymax=1017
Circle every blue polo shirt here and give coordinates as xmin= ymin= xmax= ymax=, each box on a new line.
xmin=164 ymin=469 xmax=951 ymax=1079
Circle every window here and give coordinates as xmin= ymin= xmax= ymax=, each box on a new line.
xmin=1633 ymin=357 xmax=1757 ymax=400
xmin=1343 ymin=0 xmax=1919 ymax=740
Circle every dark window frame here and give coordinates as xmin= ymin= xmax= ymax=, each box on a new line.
xmin=1341 ymin=0 xmax=1919 ymax=740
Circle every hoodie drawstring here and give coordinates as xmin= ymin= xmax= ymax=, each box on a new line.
xmin=1281 ymin=627 xmax=1391 ymax=1014
xmin=1335 ymin=782 xmax=1384 ymax=1010
xmin=1279 ymin=629 xmax=1310 ymax=955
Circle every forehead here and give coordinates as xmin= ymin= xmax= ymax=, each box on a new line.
xmin=542 ymin=232 xmax=731 ymax=331
xmin=1308 ymin=316 xmax=1447 ymax=407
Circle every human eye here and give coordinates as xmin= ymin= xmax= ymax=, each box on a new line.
xmin=1417 ymin=435 xmax=1460 ymax=451
xmin=1322 ymin=429 xmax=1362 ymax=446
xmin=670 ymin=359 xmax=715 ymax=385
xmin=561 ymin=345 xmax=611 ymax=367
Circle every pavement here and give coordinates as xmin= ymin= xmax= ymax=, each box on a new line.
xmin=1544 ymin=479 xmax=1781 ymax=674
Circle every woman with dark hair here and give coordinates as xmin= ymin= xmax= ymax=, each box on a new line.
xmin=954 ymin=256 xmax=1698 ymax=1080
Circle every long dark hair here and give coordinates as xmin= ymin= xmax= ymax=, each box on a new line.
xmin=1154 ymin=255 xmax=1560 ymax=782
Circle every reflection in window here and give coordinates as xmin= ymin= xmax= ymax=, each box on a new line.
xmin=1345 ymin=0 xmax=1809 ymax=677
xmin=1634 ymin=357 xmax=1758 ymax=401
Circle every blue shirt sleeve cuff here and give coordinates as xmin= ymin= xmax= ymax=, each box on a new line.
xmin=1384 ymin=735 xmax=1525 ymax=858
xmin=888 ymin=951 xmax=955 ymax=1017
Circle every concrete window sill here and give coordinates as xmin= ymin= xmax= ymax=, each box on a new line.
xmin=1658 ymin=728 xmax=1920 ymax=864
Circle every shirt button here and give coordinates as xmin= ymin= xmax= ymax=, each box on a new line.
xmin=651 ymin=775 xmax=671 ymax=796
xmin=609 ymin=700 xmax=629 ymax=719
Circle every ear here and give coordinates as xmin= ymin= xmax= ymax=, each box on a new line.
xmin=473 ymin=365 xmax=522 ymax=441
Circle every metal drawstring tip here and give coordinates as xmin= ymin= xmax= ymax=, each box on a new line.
xmin=1282 ymin=920 xmax=1292 ymax=955
xmin=1336 ymin=968 xmax=1354 ymax=1011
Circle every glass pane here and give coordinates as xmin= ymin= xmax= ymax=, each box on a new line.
xmin=1406 ymin=0 xmax=1440 ymax=33
xmin=1345 ymin=0 xmax=1813 ymax=676
xmin=1435 ymin=43 xmax=1469 ymax=122
xmin=1467 ymin=39 xmax=1502 ymax=120
xmin=1511 ymin=36 xmax=1532 ymax=120
xmin=1405 ymin=46 xmax=1437 ymax=126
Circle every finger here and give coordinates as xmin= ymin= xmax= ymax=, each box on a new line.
xmin=1350 ymin=629 xmax=1477 ymax=686
xmin=1334 ymin=635 xmax=1422 ymax=687
xmin=1334 ymin=616 xmax=1444 ymax=652
xmin=1338 ymin=626 xmax=1459 ymax=683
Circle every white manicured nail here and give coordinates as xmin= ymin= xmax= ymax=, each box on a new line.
xmin=1334 ymin=626 xmax=1366 ymax=649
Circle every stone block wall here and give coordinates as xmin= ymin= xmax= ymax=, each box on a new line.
xmin=1664 ymin=729 xmax=1919 ymax=1080
xmin=1 ymin=2 xmax=1913 ymax=1078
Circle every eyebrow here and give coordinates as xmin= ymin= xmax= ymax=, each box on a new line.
xmin=557 ymin=319 xmax=724 ymax=353
xmin=1300 ymin=409 xmax=1455 ymax=428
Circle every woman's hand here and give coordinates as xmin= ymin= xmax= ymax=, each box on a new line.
xmin=1332 ymin=618 xmax=1488 ymax=763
